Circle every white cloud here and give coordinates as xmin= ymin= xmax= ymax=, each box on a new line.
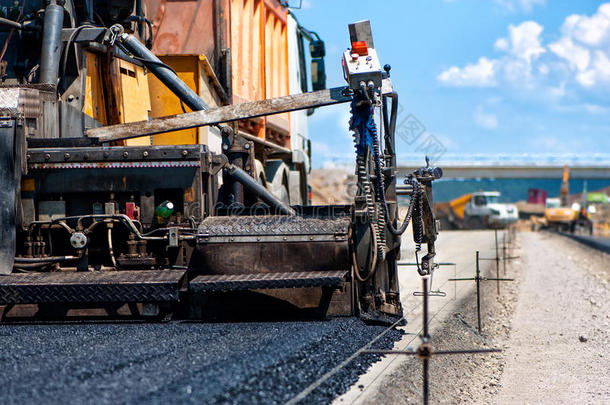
xmin=439 ymin=21 xmax=544 ymax=86
xmin=561 ymin=4 xmax=610 ymax=47
xmin=494 ymin=0 xmax=545 ymax=13
xmin=549 ymin=3 xmax=610 ymax=88
xmin=505 ymin=21 xmax=545 ymax=63
xmin=494 ymin=38 xmax=509 ymax=51
xmin=440 ymin=4 xmax=610 ymax=94
xmin=437 ymin=57 xmax=497 ymax=87
xmin=584 ymin=103 xmax=609 ymax=114
xmin=473 ymin=105 xmax=498 ymax=130
xmin=538 ymin=63 xmax=549 ymax=75
xmin=549 ymin=82 xmax=566 ymax=98
xmin=549 ymin=37 xmax=590 ymax=71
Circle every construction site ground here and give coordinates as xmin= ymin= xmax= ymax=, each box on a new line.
xmin=337 ymin=230 xmax=610 ymax=404
xmin=1 ymin=229 xmax=608 ymax=404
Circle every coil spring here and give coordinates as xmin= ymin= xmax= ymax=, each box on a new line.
xmin=412 ymin=184 xmax=424 ymax=273
xmin=370 ymin=125 xmax=387 ymax=261
xmin=354 ymin=145 xmax=386 ymax=263
xmin=356 ymin=154 xmax=379 ymax=250
xmin=413 ymin=185 xmax=424 ymax=245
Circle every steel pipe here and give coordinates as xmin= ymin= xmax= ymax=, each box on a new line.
xmin=226 ymin=164 xmax=295 ymax=216
xmin=39 ymin=1 xmax=64 ymax=85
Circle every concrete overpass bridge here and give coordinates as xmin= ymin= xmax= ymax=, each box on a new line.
xmin=396 ymin=154 xmax=610 ymax=179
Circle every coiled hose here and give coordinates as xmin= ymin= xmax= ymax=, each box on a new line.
xmin=351 ymin=99 xmax=386 ymax=263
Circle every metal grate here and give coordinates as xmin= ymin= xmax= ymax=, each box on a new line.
xmin=0 ymin=270 xmax=186 ymax=304
xmin=189 ymin=270 xmax=348 ymax=292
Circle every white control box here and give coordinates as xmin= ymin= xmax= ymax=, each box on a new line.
xmin=342 ymin=48 xmax=383 ymax=90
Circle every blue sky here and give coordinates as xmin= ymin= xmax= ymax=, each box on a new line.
xmin=291 ymin=0 xmax=610 ymax=167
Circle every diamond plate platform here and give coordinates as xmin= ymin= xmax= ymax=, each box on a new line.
xmin=198 ymin=215 xmax=351 ymax=237
xmin=189 ymin=271 xmax=348 ymax=293
xmin=0 ymin=270 xmax=186 ymax=304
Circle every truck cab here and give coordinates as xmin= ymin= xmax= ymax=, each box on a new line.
xmin=464 ymin=191 xmax=519 ymax=227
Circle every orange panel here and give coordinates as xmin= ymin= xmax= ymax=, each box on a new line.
xmin=84 ymin=51 xmax=107 ymax=125
xmin=231 ymin=0 xmax=263 ymax=103
xmin=230 ymin=0 xmax=289 ymax=139
xmin=145 ymin=0 xmax=216 ymax=58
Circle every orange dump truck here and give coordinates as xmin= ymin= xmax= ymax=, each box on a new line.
xmin=86 ymin=0 xmax=325 ymax=204
xmin=436 ymin=191 xmax=519 ymax=229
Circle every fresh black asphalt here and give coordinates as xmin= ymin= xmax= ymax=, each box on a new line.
xmin=0 ymin=318 xmax=402 ymax=404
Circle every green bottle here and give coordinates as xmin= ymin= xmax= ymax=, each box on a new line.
xmin=155 ymin=201 xmax=174 ymax=224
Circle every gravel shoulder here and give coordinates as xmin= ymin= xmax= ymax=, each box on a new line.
xmin=496 ymin=232 xmax=610 ymax=404
xmin=345 ymin=230 xmax=610 ymax=404
xmin=336 ymin=229 xmax=504 ymax=404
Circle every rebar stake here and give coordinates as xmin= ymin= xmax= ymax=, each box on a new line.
xmin=494 ymin=229 xmax=500 ymax=294
xmin=448 ymin=251 xmax=514 ymax=333
xmin=476 ymin=251 xmax=482 ymax=332
xmin=362 ymin=274 xmax=502 ymax=405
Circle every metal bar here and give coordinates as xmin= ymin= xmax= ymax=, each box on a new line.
xmin=503 ymin=233 xmax=507 ymax=275
xmin=238 ymin=131 xmax=291 ymax=153
xmin=86 ymin=87 xmax=352 ymax=143
xmin=423 ymin=357 xmax=429 ymax=405
xmin=398 ymin=262 xmax=456 ymax=266
xmin=484 ymin=278 xmax=514 ymax=281
xmin=422 ymin=275 xmax=430 ymax=405
xmin=362 ymin=348 xmax=502 ymax=355
xmin=495 ymin=230 xmax=500 ymax=294
xmin=360 ymin=349 xmax=417 ymax=355
xmin=225 ymin=164 xmax=295 ymax=216
xmin=476 ymin=250 xmax=482 ymax=333
xmin=422 ymin=277 xmax=430 ymax=339
xmin=433 ymin=349 xmax=502 ymax=355
xmin=448 ymin=277 xmax=514 ymax=282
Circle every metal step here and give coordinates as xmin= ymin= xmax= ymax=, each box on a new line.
xmin=0 ymin=270 xmax=186 ymax=304
xmin=189 ymin=271 xmax=348 ymax=293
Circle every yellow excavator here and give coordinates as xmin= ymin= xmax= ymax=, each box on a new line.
xmin=544 ymin=166 xmax=592 ymax=233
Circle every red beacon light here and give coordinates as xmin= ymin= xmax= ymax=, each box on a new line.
xmin=351 ymin=41 xmax=368 ymax=56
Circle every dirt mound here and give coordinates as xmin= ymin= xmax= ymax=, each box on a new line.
xmin=309 ymin=169 xmax=355 ymax=205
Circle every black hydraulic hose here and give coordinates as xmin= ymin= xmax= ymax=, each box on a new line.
xmin=378 ymin=91 xmax=415 ymax=236
xmin=114 ymin=42 xmax=188 ymax=113
xmin=128 ymin=15 xmax=153 ymax=48
xmin=118 ymin=33 xmax=210 ymax=112
xmin=226 ymin=164 xmax=296 ymax=216
xmin=385 ymin=178 xmax=421 ymax=236
xmin=387 ymin=92 xmax=398 ymax=155
xmin=60 ymin=24 xmax=95 ymax=89
xmin=14 ymin=255 xmax=78 ymax=263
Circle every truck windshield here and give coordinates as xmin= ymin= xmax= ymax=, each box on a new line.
xmin=486 ymin=196 xmax=500 ymax=204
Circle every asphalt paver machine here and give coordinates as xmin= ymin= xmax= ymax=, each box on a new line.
xmin=0 ymin=1 xmax=441 ymax=322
